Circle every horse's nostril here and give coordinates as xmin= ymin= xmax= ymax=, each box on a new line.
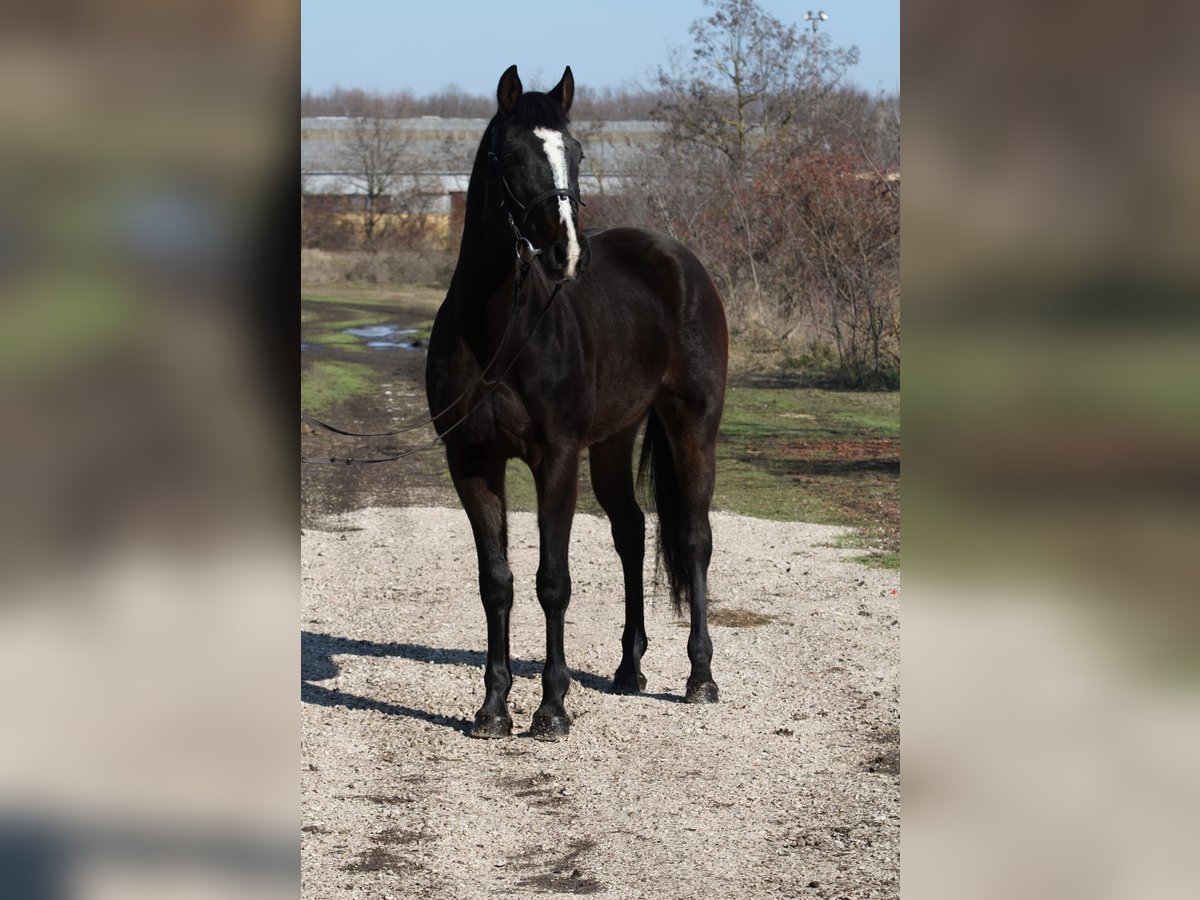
xmin=550 ymin=242 xmax=568 ymax=269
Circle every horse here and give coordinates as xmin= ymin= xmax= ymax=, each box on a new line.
xmin=425 ymin=65 xmax=728 ymax=740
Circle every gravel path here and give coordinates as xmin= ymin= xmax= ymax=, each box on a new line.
xmin=301 ymin=506 xmax=899 ymax=899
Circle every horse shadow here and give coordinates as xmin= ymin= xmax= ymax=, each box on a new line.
xmin=301 ymin=630 xmax=680 ymax=735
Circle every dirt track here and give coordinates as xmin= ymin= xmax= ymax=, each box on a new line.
xmin=301 ymin=506 xmax=899 ymax=899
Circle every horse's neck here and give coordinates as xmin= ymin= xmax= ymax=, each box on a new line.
xmin=452 ymin=226 xmax=513 ymax=307
xmin=449 ymin=232 xmax=528 ymax=360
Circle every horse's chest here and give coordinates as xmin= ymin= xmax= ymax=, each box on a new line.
xmin=495 ymin=378 xmax=595 ymax=460
xmin=436 ymin=369 xmax=535 ymax=453
xmin=489 ymin=383 xmax=537 ymax=450
xmin=463 ymin=373 xmax=591 ymax=467
xmin=437 ymin=323 xmax=592 ymax=460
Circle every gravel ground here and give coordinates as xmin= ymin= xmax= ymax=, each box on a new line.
xmin=301 ymin=506 xmax=899 ymax=899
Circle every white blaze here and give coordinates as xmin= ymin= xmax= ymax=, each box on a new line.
xmin=533 ymin=127 xmax=581 ymax=278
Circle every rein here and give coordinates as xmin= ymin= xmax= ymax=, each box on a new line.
xmin=300 ymin=262 xmax=564 ymax=466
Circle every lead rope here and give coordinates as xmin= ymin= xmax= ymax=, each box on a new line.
xmin=300 ymin=265 xmax=563 ymax=466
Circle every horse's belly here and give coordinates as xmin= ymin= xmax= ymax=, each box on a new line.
xmin=586 ymin=382 xmax=659 ymax=446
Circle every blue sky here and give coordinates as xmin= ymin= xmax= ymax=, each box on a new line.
xmin=301 ymin=0 xmax=899 ymax=99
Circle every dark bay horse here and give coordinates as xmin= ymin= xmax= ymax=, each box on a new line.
xmin=425 ymin=65 xmax=728 ymax=740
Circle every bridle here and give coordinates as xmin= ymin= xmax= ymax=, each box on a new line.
xmin=487 ymin=131 xmax=584 ymax=265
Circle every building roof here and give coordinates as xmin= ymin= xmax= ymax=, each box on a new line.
xmin=301 ymin=117 xmax=665 ymax=192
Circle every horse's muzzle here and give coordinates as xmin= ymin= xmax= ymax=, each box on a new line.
xmin=544 ymin=235 xmax=591 ymax=282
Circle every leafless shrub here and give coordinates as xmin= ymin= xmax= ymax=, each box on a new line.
xmin=608 ymin=0 xmax=900 ymax=386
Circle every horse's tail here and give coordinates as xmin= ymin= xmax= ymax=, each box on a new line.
xmin=638 ymin=408 xmax=690 ymax=615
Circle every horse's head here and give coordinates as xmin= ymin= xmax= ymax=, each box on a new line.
xmin=488 ymin=65 xmax=591 ymax=283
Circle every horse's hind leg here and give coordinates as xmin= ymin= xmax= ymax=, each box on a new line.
xmin=679 ymin=444 xmax=719 ymax=704
xmin=589 ymin=424 xmax=648 ymax=694
xmin=660 ymin=394 xmax=723 ymax=705
xmin=447 ymin=446 xmax=514 ymax=738
xmin=530 ymin=449 xmax=581 ymax=740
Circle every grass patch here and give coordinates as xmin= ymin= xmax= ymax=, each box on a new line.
xmin=301 ymin=359 xmax=376 ymax=414
xmin=303 ymin=293 xmax=411 ymax=310
xmin=408 ymin=319 xmax=436 ymax=340
xmin=853 ymin=552 xmax=900 ymax=570
xmin=719 ymin=386 xmax=900 ymax=443
xmin=301 ymin=284 xmax=444 ymax=313
xmin=835 ymin=533 xmax=901 ymax=571
xmin=714 ymin=385 xmax=900 ymax=567
xmin=306 ymin=331 xmax=369 ymax=351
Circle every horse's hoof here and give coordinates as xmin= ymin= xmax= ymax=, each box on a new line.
xmin=683 ymin=680 xmax=719 ymax=704
xmin=469 ymin=711 xmax=513 ymax=739
xmin=610 ymin=670 xmax=647 ymax=695
xmin=529 ymin=711 xmax=571 ymax=741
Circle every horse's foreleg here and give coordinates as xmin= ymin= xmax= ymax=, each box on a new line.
xmin=589 ymin=426 xmax=648 ymax=694
xmin=448 ymin=447 xmax=514 ymax=738
xmin=529 ymin=450 xmax=580 ymax=740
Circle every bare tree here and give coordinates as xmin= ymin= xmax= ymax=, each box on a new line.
xmin=337 ymin=115 xmax=410 ymax=248
xmin=778 ymin=152 xmax=899 ymax=385
xmin=655 ymin=0 xmax=859 ymax=167
xmin=629 ymin=0 xmax=897 ymax=384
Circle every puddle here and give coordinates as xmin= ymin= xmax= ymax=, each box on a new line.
xmin=341 ymin=325 xmax=425 ymax=352
xmin=367 ymin=339 xmax=424 ymax=350
xmin=343 ymin=325 xmax=412 ymax=339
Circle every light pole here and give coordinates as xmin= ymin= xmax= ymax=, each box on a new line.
xmin=801 ymin=11 xmax=829 ymax=143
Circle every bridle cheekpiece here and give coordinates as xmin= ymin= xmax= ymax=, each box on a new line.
xmin=487 ymin=138 xmax=584 ymax=267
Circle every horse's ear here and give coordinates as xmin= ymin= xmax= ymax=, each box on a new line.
xmin=497 ymin=65 xmax=522 ymax=115
xmin=548 ymin=66 xmax=574 ymax=112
